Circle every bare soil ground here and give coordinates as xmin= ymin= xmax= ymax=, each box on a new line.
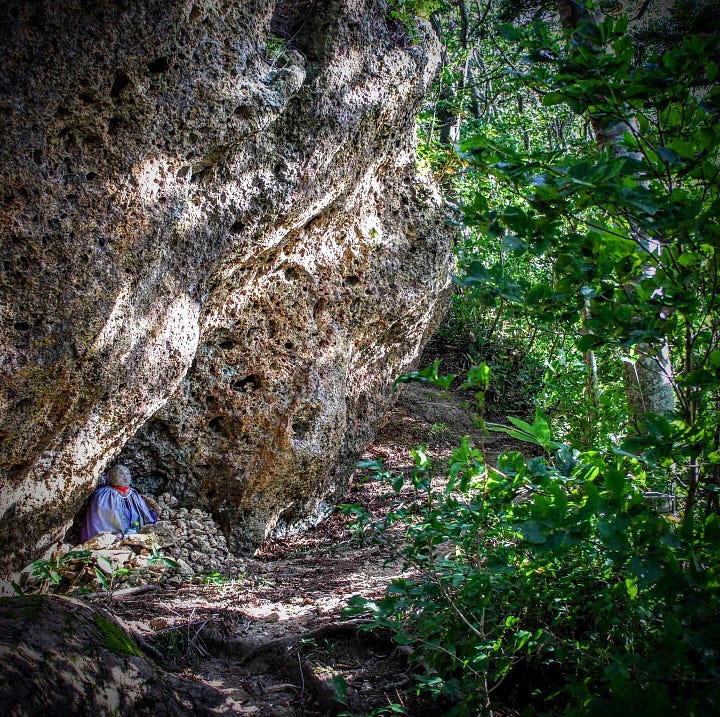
xmin=94 ymin=384 xmax=518 ymax=716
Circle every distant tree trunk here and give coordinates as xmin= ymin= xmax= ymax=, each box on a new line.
xmin=581 ymin=300 xmax=601 ymax=427
xmin=432 ymin=1 xmax=472 ymax=242
xmin=518 ymin=94 xmax=530 ymax=151
xmin=623 ymin=343 xmax=675 ymax=416
xmin=556 ymin=0 xmax=676 ymax=423
xmin=434 ymin=0 xmax=470 ymax=149
xmin=466 ymin=50 xmax=485 ymax=119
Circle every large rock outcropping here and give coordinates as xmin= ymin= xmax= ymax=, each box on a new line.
xmin=0 ymin=0 xmax=453 ymax=574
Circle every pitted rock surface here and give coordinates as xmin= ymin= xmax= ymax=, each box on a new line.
xmin=0 ymin=594 xmax=220 ymax=715
xmin=0 ymin=0 xmax=453 ymax=574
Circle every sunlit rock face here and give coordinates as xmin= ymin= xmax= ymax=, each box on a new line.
xmin=0 ymin=0 xmax=452 ymax=573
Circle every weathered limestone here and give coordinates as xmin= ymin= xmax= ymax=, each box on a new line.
xmin=0 ymin=0 xmax=453 ymax=573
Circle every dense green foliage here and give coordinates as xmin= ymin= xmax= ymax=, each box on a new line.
xmin=344 ymin=2 xmax=720 ymax=714
xmin=347 ymin=435 xmax=720 ymax=714
xmin=461 ymin=14 xmax=720 ymax=506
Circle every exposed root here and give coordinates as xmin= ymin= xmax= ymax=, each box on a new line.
xmin=199 ymin=617 xmax=376 ymax=665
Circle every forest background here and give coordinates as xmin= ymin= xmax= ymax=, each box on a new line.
xmin=342 ymin=1 xmax=720 ymax=715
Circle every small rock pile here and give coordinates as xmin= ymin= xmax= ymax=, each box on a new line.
xmin=155 ymin=492 xmax=247 ymax=579
xmin=15 ymin=526 xmax=182 ymax=595
xmin=13 ymin=492 xmax=246 ymax=596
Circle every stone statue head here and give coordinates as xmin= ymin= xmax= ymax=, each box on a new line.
xmin=108 ymin=464 xmax=131 ymax=487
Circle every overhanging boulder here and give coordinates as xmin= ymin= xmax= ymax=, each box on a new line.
xmin=0 ymin=0 xmax=453 ymax=573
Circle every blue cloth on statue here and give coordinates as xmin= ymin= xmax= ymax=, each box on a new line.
xmin=81 ymin=486 xmax=157 ymax=542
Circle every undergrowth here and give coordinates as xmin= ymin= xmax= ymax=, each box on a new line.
xmin=342 ymin=367 xmax=720 ymax=716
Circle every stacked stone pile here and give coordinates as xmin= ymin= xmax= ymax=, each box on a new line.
xmin=14 ymin=527 xmax=179 ymax=595
xmin=155 ymin=493 xmax=246 ymax=579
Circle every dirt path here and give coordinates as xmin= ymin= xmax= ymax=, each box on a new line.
xmin=92 ymin=385 xmax=514 ymax=715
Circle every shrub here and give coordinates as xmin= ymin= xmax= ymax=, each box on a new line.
xmin=345 ymin=429 xmax=720 ymax=715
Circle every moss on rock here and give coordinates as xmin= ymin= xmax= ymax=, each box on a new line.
xmin=92 ymin=614 xmax=142 ymax=657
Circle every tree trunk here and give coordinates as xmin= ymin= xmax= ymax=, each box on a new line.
xmin=582 ymin=301 xmax=601 ymax=430
xmin=556 ymin=0 xmax=676 ymax=422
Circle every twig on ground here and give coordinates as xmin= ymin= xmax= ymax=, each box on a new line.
xmin=297 ymin=651 xmax=306 ymax=705
xmin=81 ymin=584 xmax=158 ymax=601
xmin=187 ymin=618 xmax=211 ymax=659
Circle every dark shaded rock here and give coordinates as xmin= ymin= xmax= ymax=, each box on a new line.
xmin=0 ymin=595 xmax=219 ymax=715
xmin=397 ymin=383 xmax=476 ymax=431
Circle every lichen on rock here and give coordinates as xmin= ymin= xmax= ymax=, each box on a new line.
xmin=0 ymin=0 xmax=453 ymax=574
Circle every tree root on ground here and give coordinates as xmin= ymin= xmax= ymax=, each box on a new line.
xmin=170 ymin=617 xmax=402 ymax=715
xmin=199 ymin=618 xmax=376 ymax=664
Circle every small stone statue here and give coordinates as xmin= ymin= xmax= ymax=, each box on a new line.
xmin=81 ymin=465 xmax=157 ymax=542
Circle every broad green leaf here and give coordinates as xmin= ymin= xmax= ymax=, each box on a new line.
xmin=625 ymin=577 xmax=638 ymax=600
xmin=463 ymin=363 xmax=491 ymax=390
xmin=628 ymin=556 xmax=663 ymax=586
xmin=668 ymin=139 xmax=696 ymax=158
xmin=96 ymin=556 xmax=114 ymax=575
xmin=502 ymin=234 xmax=526 ymax=251
xmin=542 ymin=91 xmax=567 ymax=106
xmin=94 ymin=567 xmax=109 ymax=590
xmin=497 ymin=23 xmax=524 ymax=41
xmin=332 ymin=676 xmax=349 ymax=706
xmin=356 ymin=458 xmax=385 ymax=471
xmin=605 ymin=469 xmax=625 ymax=502
xmin=516 ymin=520 xmax=548 ymax=544
xmin=577 ymin=334 xmax=606 ymax=351
xmin=656 ymin=146 xmax=681 ymax=165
